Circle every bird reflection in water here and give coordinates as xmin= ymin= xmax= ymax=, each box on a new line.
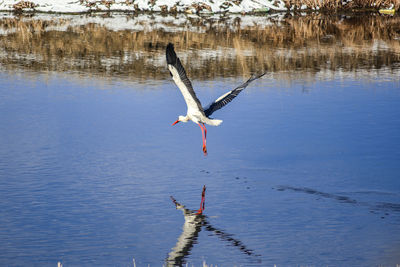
xmin=166 ymin=186 xmax=259 ymax=266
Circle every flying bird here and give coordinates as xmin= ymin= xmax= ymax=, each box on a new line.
xmin=166 ymin=43 xmax=265 ymax=155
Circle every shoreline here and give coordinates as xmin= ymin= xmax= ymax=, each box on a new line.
xmin=0 ymin=9 xmax=394 ymax=16
xmin=0 ymin=0 xmax=398 ymax=15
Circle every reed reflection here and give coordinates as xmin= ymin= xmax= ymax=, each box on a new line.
xmin=167 ymin=186 xmax=258 ymax=266
xmin=1 ymin=13 xmax=399 ymax=81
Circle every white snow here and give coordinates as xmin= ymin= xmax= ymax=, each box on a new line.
xmin=0 ymin=0 xmax=288 ymax=13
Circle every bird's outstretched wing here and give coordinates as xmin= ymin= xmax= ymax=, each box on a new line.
xmin=203 ymin=73 xmax=265 ymax=117
xmin=166 ymin=43 xmax=204 ymax=113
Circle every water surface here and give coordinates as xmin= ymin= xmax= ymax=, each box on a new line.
xmin=0 ymin=13 xmax=400 ymax=267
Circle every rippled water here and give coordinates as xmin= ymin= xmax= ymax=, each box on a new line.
xmin=0 ymin=13 xmax=400 ymax=267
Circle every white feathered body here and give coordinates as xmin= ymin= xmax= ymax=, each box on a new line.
xmin=168 ymin=64 xmax=223 ymax=126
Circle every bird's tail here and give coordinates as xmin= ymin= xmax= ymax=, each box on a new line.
xmin=208 ymin=119 xmax=223 ymax=126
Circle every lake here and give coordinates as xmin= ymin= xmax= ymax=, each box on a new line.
xmin=0 ymin=12 xmax=400 ymax=266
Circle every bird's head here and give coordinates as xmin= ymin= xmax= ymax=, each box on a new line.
xmin=172 ymin=115 xmax=188 ymax=125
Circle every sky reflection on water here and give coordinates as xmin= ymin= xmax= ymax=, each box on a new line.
xmin=0 ymin=12 xmax=400 ymax=266
xmin=0 ymin=69 xmax=399 ymax=266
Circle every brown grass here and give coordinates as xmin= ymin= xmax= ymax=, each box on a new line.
xmin=8 ymin=0 xmax=400 ymax=12
xmin=282 ymin=0 xmax=400 ymax=10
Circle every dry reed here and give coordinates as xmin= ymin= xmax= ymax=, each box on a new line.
xmin=0 ymin=14 xmax=399 ymax=81
xmin=282 ymin=0 xmax=399 ymax=10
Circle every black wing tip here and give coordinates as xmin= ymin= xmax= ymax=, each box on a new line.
xmin=166 ymin=43 xmax=176 ymax=65
xmin=249 ymin=72 xmax=266 ymax=81
xmin=258 ymin=72 xmax=266 ymax=78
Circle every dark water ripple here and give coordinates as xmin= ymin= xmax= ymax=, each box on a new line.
xmin=276 ymin=185 xmax=400 ymax=218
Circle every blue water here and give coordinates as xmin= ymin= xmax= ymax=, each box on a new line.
xmin=0 ymin=71 xmax=399 ymax=266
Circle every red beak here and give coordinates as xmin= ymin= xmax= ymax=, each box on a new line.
xmin=172 ymin=119 xmax=179 ymax=126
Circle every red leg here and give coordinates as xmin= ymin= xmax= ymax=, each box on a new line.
xmin=198 ymin=123 xmax=207 ymax=155
xmin=196 ymin=185 xmax=206 ymax=215
xmin=198 ymin=123 xmax=205 ymax=144
xmin=202 ymin=124 xmax=207 ymax=154
xmin=203 ymin=123 xmax=207 ymax=139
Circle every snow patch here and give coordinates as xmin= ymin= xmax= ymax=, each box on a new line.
xmin=0 ymin=0 xmax=287 ymax=13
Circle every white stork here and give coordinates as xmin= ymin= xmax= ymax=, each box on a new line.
xmin=166 ymin=43 xmax=265 ymax=155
